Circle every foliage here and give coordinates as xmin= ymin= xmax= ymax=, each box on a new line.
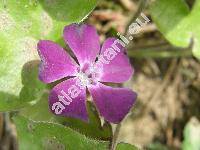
xmin=0 ymin=0 xmax=97 ymax=111
xmin=182 ymin=117 xmax=200 ymax=150
xmin=150 ymin=0 xmax=200 ymax=59
xmin=13 ymin=115 xmax=109 ymax=150
xmin=1 ymin=0 xmax=199 ymax=149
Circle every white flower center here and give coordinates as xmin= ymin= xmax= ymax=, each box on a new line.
xmin=76 ymin=72 xmax=91 ymax=87
xmin=76 ymin=63 xmax=101 ymax=87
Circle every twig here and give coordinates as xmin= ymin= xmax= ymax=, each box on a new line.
xmin=1 ymin=113 xmax=18 ymax=150
xmin=138 ymin=23 xmax=157 ymax=34
xmin=129 ymin=42 xmax=169 ymax=50
xmin=125 ymin=0 xmax=148 ymax=34
xmin=132 ymin=59 xmax=179 ymax=120
xmin=0 ymin=113 xmax=3 ymax=141
xmin=119 ymin=0 xmax=137 ymax=11
xmin=144 ymin=59 xmax=178 ymax=114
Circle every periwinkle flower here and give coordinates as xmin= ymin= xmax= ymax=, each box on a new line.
xmin=37 ymin=24 xmax=137 ymax=124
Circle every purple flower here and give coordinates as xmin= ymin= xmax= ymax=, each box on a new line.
xmin=37 ymin=24 xmax=137 ymax=124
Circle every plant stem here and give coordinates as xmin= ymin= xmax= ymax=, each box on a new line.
xmin=110 ymin=123 xmax=121 ymax=150
xmin=128 ymin=48 xmax=192 ymax=58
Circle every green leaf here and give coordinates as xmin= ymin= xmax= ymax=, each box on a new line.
xmin=0 ymin=0 xmax=98 ymax=111
xmin=56 ymin=102 xmax=112 ymax=140
xmin=13 ymin=115 xmax=109 ymax=150
xmin=0 ymin=60 xmax=46 ymax=111
xmin=20 ymin=61 xmax=46 ymax=104
xmin=182 ymin=117 xmax=200 ymax=150
xmin=116 ymin=143 xmax=139 ymax=150
xmin=150 ymin=0 xmax=200 ymax=59
xmin=20 ymin=92 xmax=55 ymax=122
xmin=39 ymin=0 xmax=97 ymax=22
xmin=147 ymin=142 xmax=168 ymax=150
xmin=20 ymin=95 xmax=112 ymax=140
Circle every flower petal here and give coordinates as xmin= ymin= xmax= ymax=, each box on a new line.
xmin=88 ymin=83 xmax=137 ymax=123
xmin=37 ymin=40 xmax=78 ymax=83
xmin=96 ymin=38 xmax=133 ymax=83
xmin=49 ymin=77 xmax=88 ymax=121
xmin=63 ymin=24 xmax=100 ymax=66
